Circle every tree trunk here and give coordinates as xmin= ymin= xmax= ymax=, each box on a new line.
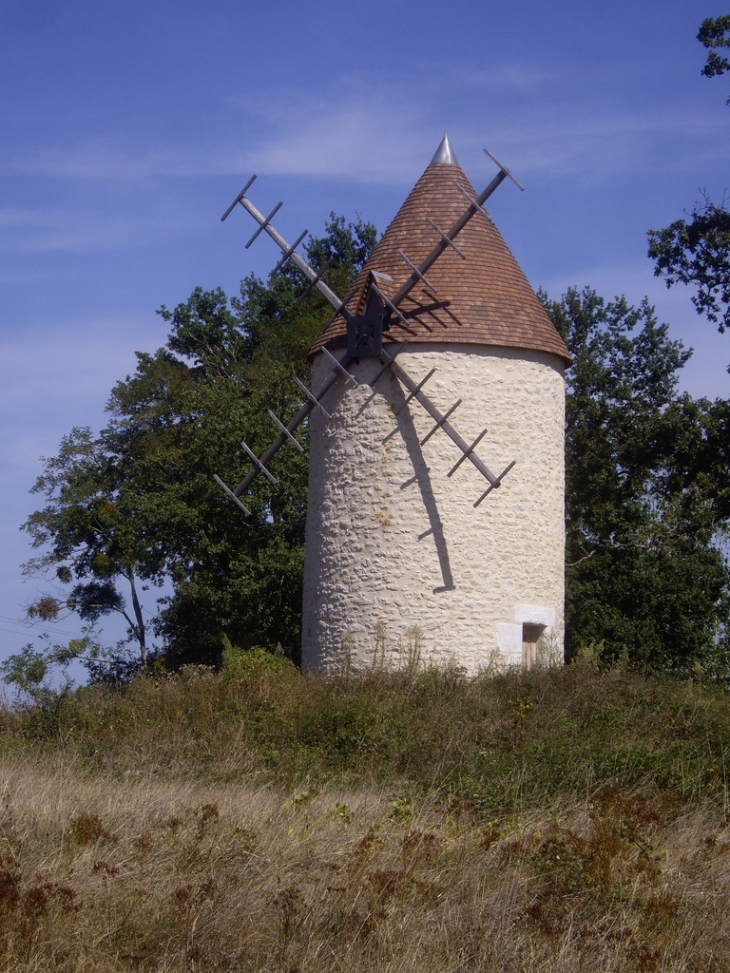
xmin=127 ymin=570 xmax=147 ymax=665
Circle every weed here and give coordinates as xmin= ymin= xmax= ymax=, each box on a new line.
xmin=401 ymin=830 xmax=440 ymax=868
xmin=334 ymin=802 xmax=351 ymax=823
xmin=293 ymin=789 xmax=319 ymax=808
xmin=93 ymin=860 xmax=119 ymax=877
xmin=197 ymin=802 xmax=219 ymax=829
xmin=0 ymin=757 xmax=723 ymax=971
xmin=69 ymin=812 xmax=112 ymax=845
xmin=342 ymin=630 xmax=355 ymax=679
xmin=372 ymin=621 xmax=388 ymax=672
xmin=399 ymin=625 xmax=424 ymax=675
xmin=392 ymin=796 xmax=415 ymax=826
xmin=2 ymin=654 xmax=728 ymax=818
xmin=273 ymin=884 xmax=303 ymax=958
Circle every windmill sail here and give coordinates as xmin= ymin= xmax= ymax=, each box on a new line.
xmin=214 ymin=135 xmax=540 ymax=510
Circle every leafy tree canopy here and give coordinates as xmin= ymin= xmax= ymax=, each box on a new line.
xmin=545 ymin=287 xmax=730 ymax=673
xmin=22 ymin=214 xmax=377 ymax=670
xmin=22 ymin=426 xmax=154 ymax=663
xmin=699 ymin=15 xmax=730 ymax=86
xmin=648 ymin=197 xmax=730 ymax=338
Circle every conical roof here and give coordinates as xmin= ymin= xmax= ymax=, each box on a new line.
xmin=310 ymin=142 xmax=572 ymax=364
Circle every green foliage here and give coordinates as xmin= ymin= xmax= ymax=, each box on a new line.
xmin=647 ymin=17 xmax=730 ymax=350
xmin=22 ymin=427 xmax=152 ymax=662
xmin=21 ymin=215 xmax=376 ymax=669
xmin=3 ymin=664 xmax=730 ymax=817
xmin=391 ymin=797 xmax=415 ymax=825
xmin=221 ymin=642 xmax=294 ymax=678
xmin=0 ymin=645 xmax=52 ymax=699
xmin=295 ymin=690 xmax=378 ymax=759
xmin=699 ymin=15 xmax=730 ymax=86
xmin=0 ymin=642 xmax=73 ymax=738
xmin=0 ymin=625 xmax=141 ymax=735
xmin=648 ymin=197 xmax=730 ymax=338
xmin=544 ymin=287 xmax=730 ymax=671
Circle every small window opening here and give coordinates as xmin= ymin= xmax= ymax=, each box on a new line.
xmin=522 ymin=624 xmax=545 ymax=668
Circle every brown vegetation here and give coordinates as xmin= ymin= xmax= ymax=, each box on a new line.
xmin=0 ymin=656 xmax=728 ymax=970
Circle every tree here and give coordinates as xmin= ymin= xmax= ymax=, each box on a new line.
xmin=21 ymin=215 xmax=376 ymax=669
xmin=698 ymin=15 xmax=730 ymax=89
xmin=22 ymin=426 xmax=156 ymax=664
xmin=647 ymin=17 xmax=730 ymax=353
xmin=23 ymin=206 xmax=728 ymax=679
xmin=544 ymin=287 xmax=730 ymax=672
xmin=647 ymin=195 xmax=730 ymax=340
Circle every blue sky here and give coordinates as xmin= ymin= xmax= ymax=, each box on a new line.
xmin=1 ymin=0 xmax=728 ymax=665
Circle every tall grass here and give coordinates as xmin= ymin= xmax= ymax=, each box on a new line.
xmin=3 ymin=656 xmax=729 ymax=812
xmin=0 ymin=658 xmax=728 ymax=970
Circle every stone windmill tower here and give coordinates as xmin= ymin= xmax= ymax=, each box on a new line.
xmin=217 ymin=136 xmax=572 ymax=674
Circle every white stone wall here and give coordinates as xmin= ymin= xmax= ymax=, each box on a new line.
xmin=302 ymin=344 xmax=566 ymax=674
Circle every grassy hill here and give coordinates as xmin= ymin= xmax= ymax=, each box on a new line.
xmin=0 ymin=655 xmax=729 ymax=972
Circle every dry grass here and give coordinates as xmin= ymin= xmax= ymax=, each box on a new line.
xmin=4 ymin=658 xmax=730 ymax=813
xmin=0 ymin=752 xmax=729 ymax=972
xmin=0 ymin=660 xmax=729 ymax=969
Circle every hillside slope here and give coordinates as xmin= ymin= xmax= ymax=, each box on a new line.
xmin=0 ymin=658 xmax=728 ymax=971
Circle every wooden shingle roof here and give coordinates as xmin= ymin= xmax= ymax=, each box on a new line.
xmin=310 ymin=157 xmax=572 ymax=365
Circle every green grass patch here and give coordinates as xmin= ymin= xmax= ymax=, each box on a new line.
xmin=2 ymin=659 xmax=729 ymax=817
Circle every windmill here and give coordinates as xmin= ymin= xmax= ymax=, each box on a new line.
xmin=218 ymin=136 xmax=572 ymax=673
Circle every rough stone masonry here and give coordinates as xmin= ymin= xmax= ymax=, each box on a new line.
xmin=302 ymin=138 xmax=571 ymax=674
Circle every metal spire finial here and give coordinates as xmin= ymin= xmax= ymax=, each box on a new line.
xmin=430 ymin=134 xmax=459 ymax=166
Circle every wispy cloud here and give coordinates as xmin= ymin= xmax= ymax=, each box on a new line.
xmin=0 ymin=203 xmax=197 ymax=254
xmin=8 ymin=87 xmax=436 ymax=187
xmin=491 ymin=111 xmax=727 ymax=178
xmin=238 ymin=95 xmax=435 ymax=185
xmin=5 ymin=65 xmax=726 ymax=192
xmin=16 ymin=140 xmax=207 ymax=181
xmin=0 ymin=315 xmax=166 ymax=440
xmin=233 ymin=85 xmax=727 ymax=186
xmin=0 ymin=208 xmax=51 ymax=228
xmin=444 ymin=64 xmax=552 ymax=89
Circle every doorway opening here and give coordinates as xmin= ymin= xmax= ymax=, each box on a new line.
xmin=522 ymin=624 xmax=545 ymax=668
